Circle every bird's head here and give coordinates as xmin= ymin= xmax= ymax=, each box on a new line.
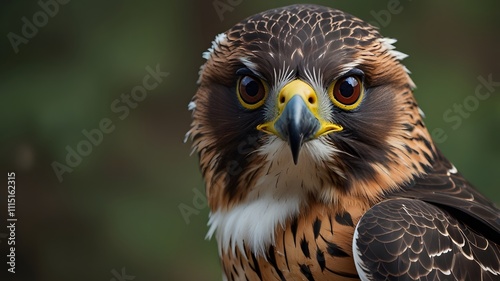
xmin=188 ymin=5 xmax=435 ymax=214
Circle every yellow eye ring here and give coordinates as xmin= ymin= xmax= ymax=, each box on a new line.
xmin=237 ymin=75 xmax=268 ymax=109
xmin=328 ymin=76 xmax=364 ymax=110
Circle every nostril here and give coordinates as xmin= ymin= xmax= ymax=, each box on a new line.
xmin=308 ymin=96 xmax=315 ymax=104
xmin=280 ymin=96 xmax=286 ymax=104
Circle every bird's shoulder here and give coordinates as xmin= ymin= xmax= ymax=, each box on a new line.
xmin=389 ymin=148 xmax=500 ymax=239
xmin=353 ymin=149 xmax=500 ymax=280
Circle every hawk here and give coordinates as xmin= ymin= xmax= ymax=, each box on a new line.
xmin=187 ymin=4 xmax=500 ymax=281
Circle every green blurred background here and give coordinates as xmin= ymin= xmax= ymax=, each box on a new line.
xmin=1 ymin=0 xmax=499 ymax=280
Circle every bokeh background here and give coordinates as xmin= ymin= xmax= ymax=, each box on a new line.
xmin=1 ymin=0 xmax=499 ymax=280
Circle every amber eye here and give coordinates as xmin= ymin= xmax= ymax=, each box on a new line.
xmin=329 ymin=76 xmax=364 ymax=110
xmin=237 ymin=75 xmax=267 ymax=109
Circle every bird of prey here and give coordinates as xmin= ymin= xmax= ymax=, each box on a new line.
xmin=187 ymin=4 xmax=500 ymax=281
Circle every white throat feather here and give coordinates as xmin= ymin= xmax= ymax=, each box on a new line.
xmin=206 ymin=137 xmax=339 ymax=257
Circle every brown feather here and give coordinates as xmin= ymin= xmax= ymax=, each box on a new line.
xmin=220 ymin=199 xmax=369 ymax=280
xmin=187 ymin=4 xmax=500 ymax=281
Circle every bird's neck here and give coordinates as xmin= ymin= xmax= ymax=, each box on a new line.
xmin=205 ymin=138 xmax=383 ymax=256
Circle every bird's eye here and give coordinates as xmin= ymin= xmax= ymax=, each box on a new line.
xmin=329 ymin=76 xmax=364 ymax=110
xmin=237 ymin=75 xmax=268 ymax=109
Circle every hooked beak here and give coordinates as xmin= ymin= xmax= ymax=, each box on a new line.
xmin=257 ymin=80 xmax=342 ymax=164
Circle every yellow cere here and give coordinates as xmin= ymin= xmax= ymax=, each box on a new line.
xmin=257 ymin=80 xmax=343 ymax=137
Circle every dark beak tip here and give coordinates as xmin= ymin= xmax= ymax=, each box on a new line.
xmin=275 ymin=96 xmax=319 ymax=165
xmin=290 ymin=138 xmax=302 ymax=165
